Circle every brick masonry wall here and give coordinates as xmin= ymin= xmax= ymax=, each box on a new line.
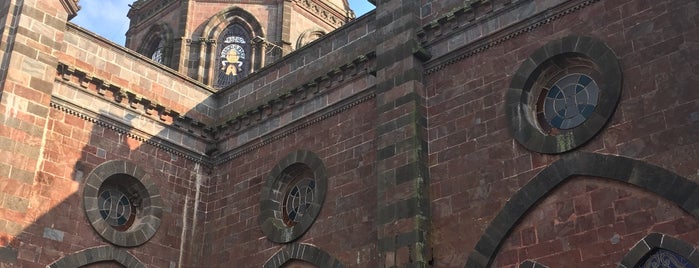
xmin=0 ymin=0 xmax=68 ymax=262
xmin=0 ymin=0 xmax=696 ymax=267
xmin=216 ymin=13 xmax=376 ymax=117
xmin=59 ymin=24 xmax=216 ymax=124
xmin=492 ymin=178 xmax=699 ymax=267
xmin=13 ymin=107 xmax=202 ymax=267
xmin=0 ymin=0 xmax=217 ymax=265
xmin=125 ymin=1 xmax=182 ymax=49
xmin=426 ymin=0 xmax=698 ymax=266
xmin=200 ymin=99 xmax=378 ymax=267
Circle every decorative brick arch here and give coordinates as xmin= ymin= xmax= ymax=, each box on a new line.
xmin=296 ymin=28 xmax=327 ymax=49
xmin=506 ymin=36 xmax=622 ymax=154
xmin=259 ymin=150 xmax=328 ymax=243
xmin=464 ymin=152 xmax=699 ymax=268
xmin=202 ymin=6 xmax=265 ymax=41
xmin=47 ymin=246 xmax=145 ymax=268
xmin=263 ymin=243 xmax=344 ymax=268
xmin=83 ymin=160 xmax=164 ymax=247
xmin=619 ymin=233 xmax=699 ymax=268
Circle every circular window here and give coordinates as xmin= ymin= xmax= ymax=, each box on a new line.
xmin=259 ymin=150 xmax=328 ymax=244
xmin=84 ymin=161 xmax=163 ymax=247
xmin=98 ymin=184 xmax=137 ymax=231
xmin=541 ymin=73 xmax=599 ymax=130
xmin=283 ymin=176 xmax=316 ymax=226
xmin=506 ymin=36 xmax=622 ymax=154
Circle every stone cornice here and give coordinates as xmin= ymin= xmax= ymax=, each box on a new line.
xmin=213 ymin=52 xmax=375 ymax=139
xmin=49 ymin=98 xmax=211 ymax=165
xmin=213 ymin=90 xmax=376 ymax=166
xmin=59 ymin=0 xmax=81 ymax=20
xmin=421 ymin=0 xmax=600 ymax=74
xmin=52 ymin=52 xmax=377 ymax=166
xmin=293 ymin=0 xmax=354 ymax=28
xmin=127 ymin=0 xmax=178 ymax=27
xmin=56 ymin=62 xmax=214 ymax=141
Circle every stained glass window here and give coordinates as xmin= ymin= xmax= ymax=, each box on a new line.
xmin=151 ymin=39 xmax=164 ymax=63
xmin=636 ymin=249 xmax=697 ymax=268
xmin=98 ymin=187 xmax=135 ymax=231
xmin=542 ymin=73 xmax=599 ymax=129
xmin=283 ymin=177 xmax=316 ymax=226
xmin=215 ymin=24 xmax=251 ymax=88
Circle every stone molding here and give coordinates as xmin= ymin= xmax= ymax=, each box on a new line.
xmin=263 ymin=242 xmax=344 ymax=268
xmin=619 ymin=233 xmax=699 ymax=268
xmin=506 ymin=35 xmax=622 ymax=154
xmin=213 ymin=53 xmax=374 ymax=138
xmin=293 ymin=0 xmax=354 ymax=28
xmin=83 ymin=160 xmax=164 ymax=247
xmin=52 ymin=61 xmax=376 ymax=166
xmin=465 ymin=152 xmax=699 ymax=268
xmin=47 ymin=245 xmax=146 ymax=268
xmin=423 ymin=0 xmax=601 ymax=74
xmin=259 ymin=150 xmax=328 ymax=244
xmin=59 ymin=0 xmax=80 ymax=20
xmin=214 ymin=90 xmax=375 ymax=165
xmin=127 ymin=0 xmax=178 ymax=27
xmin=49 ymin=99 xmax=210 ymax=165
xmin=56 ymin=62 xmax=213 ymax=141
xmin=519 ymin=260 xmax=549 ymax=268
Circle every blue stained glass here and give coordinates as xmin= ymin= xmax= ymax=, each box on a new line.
xmin=284 ymin=178 xmax=316 ymax=225
xmin=636 ymin=249 xmax=697 ymax=268
xmin=578 ymin=74 xmax=592 ymax=86
xmin=543 ymin=73 xmax=599 ymax=130
xmin=98 ymin=188 xmax=133 ymax=228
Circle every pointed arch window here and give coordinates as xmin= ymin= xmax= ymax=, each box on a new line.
xmin=215 ymin=23 xmax=251 ymax=88
xmin=150 ymin=39 xmax=164 ymax=64
xmin=151 ymin=39 xmax=164 ymax=63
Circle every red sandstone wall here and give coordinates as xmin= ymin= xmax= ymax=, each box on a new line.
xmin=492 ymin=178 xmax=699 ymax=267
xmin=17 ymin=107 xmax=200 ymax=267
xmin=1 ymin=1 xmax=217 ymax=264
xmin=201 ymin=99 xmax=379 ymax=267
xmin=426 ymin=0 xmax=698 ymax=266
xmin=125 ymin=1 xmax=183 ymax=50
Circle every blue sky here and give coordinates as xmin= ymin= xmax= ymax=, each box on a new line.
xmin=70 ymin=0 xmax=375 ymax=46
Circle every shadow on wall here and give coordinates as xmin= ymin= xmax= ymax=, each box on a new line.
xmin=0 ymin=108 xmax=206 ymax=266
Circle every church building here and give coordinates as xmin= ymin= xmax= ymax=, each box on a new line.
xmin=0 ymin=0 xmax=697 ymax=267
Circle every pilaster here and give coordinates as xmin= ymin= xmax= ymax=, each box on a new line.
xmin=374 ymin=0 xmax=431 ymax=267
xmin=0 ymin=0 xmax=67 ymax=263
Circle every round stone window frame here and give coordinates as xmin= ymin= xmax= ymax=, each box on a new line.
xmin=83 ymin=160 xmax=163 ymax=247
xmin=259 ymin=150 xmax=328 ymax=244
xmin=506 ymin=36 xmax=622 ymax=154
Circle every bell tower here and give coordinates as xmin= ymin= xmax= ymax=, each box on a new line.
xmin=125 ymin=0 xmax=354 ymax=89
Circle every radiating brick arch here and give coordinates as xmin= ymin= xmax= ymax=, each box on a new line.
xmin=263 ymin=243 xmax=344 ymax=268
xmin=296 ymin=28 xmax=326 ymax=49
xmin=83 ymin=160 xmax=164 ymax=247
xmin=464 ymin=152 xmax=699 ymax=268
xmin=47 ymin=246 xmax=145 ymax=268
xmin=259 ymin=150 xmax=328 ymax=243
xmin=202 ymin=6 xmax=264 ymax=41
xmin=619 ymin=233 xmax=699 ymax=268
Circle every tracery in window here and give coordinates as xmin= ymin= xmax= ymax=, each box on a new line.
xmin=151 ymin=39 xmax=164 ymax=63
xmin=215 ymin=24 xmax=251 ymax=88
xmin=636 ymin=249 xmax=697 ymax=268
